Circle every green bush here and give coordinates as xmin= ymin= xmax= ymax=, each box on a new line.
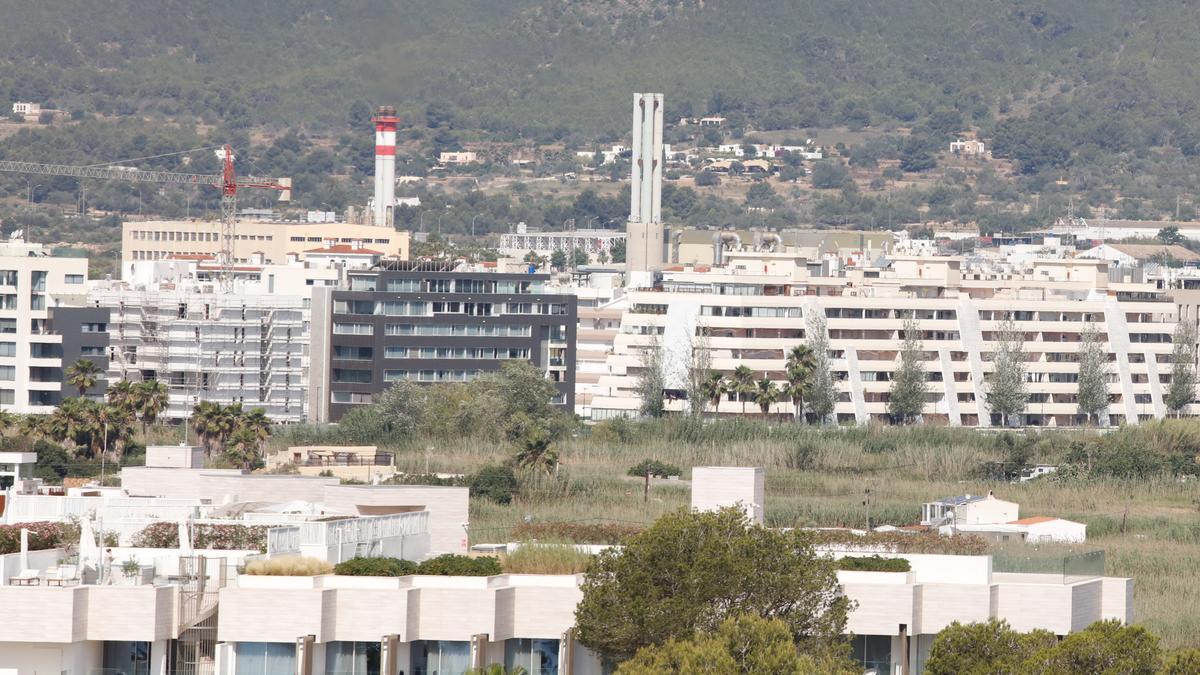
xmin=333 ymin=556 xmax=418 ymax=577
xmin=471 ymin=464 xmax=518 ymax=504
xmin=512 ymin=521 xmax=643 ymax=545
xmin=626 ymin=459 xmax=680 ymax=478
xmin=835 ymin=555 xmax=911 ymax=572
xmin=417 ymin=554 xmax=502 ymax=576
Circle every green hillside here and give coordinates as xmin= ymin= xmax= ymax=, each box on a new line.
xmin=1 ymin=0 xmax=1198 ymax=141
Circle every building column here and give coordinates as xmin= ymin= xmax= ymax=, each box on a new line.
xmin=149 ymin=639 xmax=170 ymax=675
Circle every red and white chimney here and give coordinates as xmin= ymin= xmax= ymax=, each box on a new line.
xmin=372 ymin=105 xmax=399 ymax=227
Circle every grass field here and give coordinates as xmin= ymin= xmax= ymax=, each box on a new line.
xmin=362 ymin=424 xmax=1200 ymax=649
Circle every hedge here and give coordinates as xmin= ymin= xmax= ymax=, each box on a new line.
xmin=130 ymin=521 xmax=269 ymax=553
xmin=811 ymin=530 xmax=988 ymax=556
xmin=333 ymin=556 xmax=418 ymax=577
xmin=512 ymin=521 xmax=643 ymax=545
xmin=0 ymin=521 xmax=65 ymax=555
xmin=416 ymin=554 xmax=501 ymax=576
xmin=836 ymin=555 xmax=912 ymax=572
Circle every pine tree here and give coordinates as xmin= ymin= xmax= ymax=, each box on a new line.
xmin=1076 ymin=322 xmax=1110 ymax=426
xmin=986 ymin=315 xmax=1029 ymax=427
xmin=888 ymin=312 xmax=929 ymax=424
xmin=1166 ymin=319 xmax=1198 ymax=416
xmin=806 ymin=312 xmax=837 ymax=424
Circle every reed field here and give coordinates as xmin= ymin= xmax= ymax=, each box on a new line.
xmin=273 ymin=420 xmax=1200 ymax=648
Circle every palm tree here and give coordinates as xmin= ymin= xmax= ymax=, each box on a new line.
xmin=512 ymin=426 xmax=559 ymax=476
xmin=191 ymin=401 xmax=224 ymax=455
xmin=699 ymin=372 xmax=728 ymax=418
xmin=106 ymin=380 xmax=136 ymax=409
xmin=66 ymin=359 xmax=102 ymax=397
xmin=19 ymin=414 xmax=48 ymax=440
xmin=0 ymin=410 xmax=15 ymax=436
xmin=238 ymin=407 xmax=272 ymax=444
xmin=133 ymin=380 xmax=169 ymax=434
xmin=754 ymin=378 xmax=780 ymax=418
xmin=224 ymin=426 xmax=263 ymax=471
xmin=784 ymin=344 xmax=817 ymax=423
xmin=731 ymin=365 xmax=756 ymax=415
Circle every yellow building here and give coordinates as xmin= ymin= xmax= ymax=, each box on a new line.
xmin=122 ymin=219 xmax=409 ymax=267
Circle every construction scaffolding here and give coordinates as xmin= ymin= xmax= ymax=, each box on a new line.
xmin=92 ymin=288 xmax=309 ymax=422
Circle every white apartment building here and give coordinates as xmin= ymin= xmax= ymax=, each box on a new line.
xmin=88 ymin=260 xmax=349 ymax=423
xmin=498 ymin=226 xmax=626 ymax=262
xmin=590 ymin=252 xmax=1187 ymax=426
xmin=0 ymin=238 xmax=98 ymax=414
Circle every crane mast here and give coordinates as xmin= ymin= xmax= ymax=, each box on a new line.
xmin=0 ymin=144 xmax=291 ymax=289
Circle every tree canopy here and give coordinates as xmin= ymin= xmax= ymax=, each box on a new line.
xmin=574 ymin=507 xmax=849 ymax=664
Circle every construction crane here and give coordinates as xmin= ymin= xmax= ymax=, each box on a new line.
xmin=0 ymin=144 xmax=291 ymax=289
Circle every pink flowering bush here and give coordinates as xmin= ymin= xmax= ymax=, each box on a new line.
xmin=130 ymin=521 xmax=268 ymax=552
xmin=0 ymin=521 xmax=66 ymax=555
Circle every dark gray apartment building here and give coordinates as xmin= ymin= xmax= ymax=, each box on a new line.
xmin=49 ymin=306 xmax=111 ymax=404
xmin=310 ymin=261 xmax=576 ymax=422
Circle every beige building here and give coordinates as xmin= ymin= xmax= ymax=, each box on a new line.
xmin=590 ymin=252 xmax=1188 ymax=426
xmin=121 ymin=219 xmax=409 ymax=272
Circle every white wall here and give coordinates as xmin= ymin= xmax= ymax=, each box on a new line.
xmin=690 ymin=467 xmax=764 ymax=524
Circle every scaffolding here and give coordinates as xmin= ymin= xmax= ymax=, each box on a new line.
xmin=170 ymin=556 xmax=226 ymax=675
xmin=92 ymin=288 xmax=309 ymax=422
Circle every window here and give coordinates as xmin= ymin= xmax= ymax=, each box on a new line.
xmin=0 ymin=294 xmax=16 ymax=310
xmin=505 ymin=639 xmax=559 ymax=675
xmin=333 ymin=323 xmax=373 ymax=336
xmin=104 ymin=641 xmax=150 ymax=675
xmin=81 ymin=346 xmax=105 ymax=357
xmin=30 ymin=271 xmax=46 ymax=292
xmin=30 ymin=294 xmax=45 ymax=311
xmin=0 ymin=366 xmax=13 ymax=381
xmin=385 ymin=323 xmax=414 ymax=336
xmin=384 ymin=347 xmax=409 ymax=359
xmin=0 ymin=389 xmax=13 ymax=405
xmin=333 ymin=369 xmax=372 ymax=384
xmin=410 ymin=641 xmax=470 ymax=675
xmin=29 ymin=344 xmax=60 ymax=359
xmin=348 ymin=276 xmax=377 ymax=291
xmin=331 ymin=392 xmax=373 ymax=404
xmin=423 ymin=279 xmax=452 ymax=293
xmin=0 ymin=343 xmax=13 ymax=357
xmin=0 ymin=270 xmax=17 ymax=286
xmin=325 ymin=641 xmax=381 ymax=675
xmin=379 ymin=300 xmax=427 ymax=316
xmin=850 ymin=635 xmax=891 ymax=673
xmin=82 ymin=322 xmax=107 ymax=333
xmin=333 ymin=346 xmax=373 ymax=361
xmin=385 ymin=279 xmax=420 ymax=293
xmin=334 ymin=300 xmax=377 ymax=315
xmin=234 ymin=642 xmax=295 ymax=675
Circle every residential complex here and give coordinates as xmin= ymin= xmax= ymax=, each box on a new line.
xmin=309 ymin=260 xmax=577 ymax=422
xmin=0 ymin=456 xmax=1134 ymax=675
xmin=586 ymin=249 xmax=1188 ymax=426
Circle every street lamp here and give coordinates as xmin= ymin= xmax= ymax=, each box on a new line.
xmin=471 ymin=214 xmax=482 ymax=237
xmin=419 ymin=211 xmax=428 ymax=232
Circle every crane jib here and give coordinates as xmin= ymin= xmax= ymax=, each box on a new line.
xmin=0 ymin=160 xmax=278 ymax=189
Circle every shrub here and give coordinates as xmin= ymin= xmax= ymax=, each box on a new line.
xmin=416 ymin=554 xmax=501 ymax=576
xmin=244 ymin=556 xmax=333 ymax=576
xmin=810 ymin=530 xmax=988 ymax=556
xmin=626 ymin=459 xmax=681 ymax=478
xmin=512 ymin=521 xmax=644 ymax=545
xmin=471 ymin=464 xmax=518 ymax=504
xmin=333 ymin=556 xmax=418 ymax=577
xmin=0 ymin=521 xmax=65 ymax=555
xmin=836 ymin=555 xmax=911 ymax=572
xmin=503 ymin=545 xmax=594 ymax=574
xmin=130 ymin=522 xmax=268 ymax=552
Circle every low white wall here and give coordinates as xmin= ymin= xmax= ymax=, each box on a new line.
xmin=0 ymin=548 xmax=62 ymax=585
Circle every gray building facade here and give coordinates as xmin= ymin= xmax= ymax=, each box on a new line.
xmin=313 ymin=262 xmax=576 ymax=422
xmin=49 ymin=306 xmax=110 ymax=402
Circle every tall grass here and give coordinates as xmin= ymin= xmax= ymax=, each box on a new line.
xmin=503 ymin=545 xmax=594 ymax=574
xmin=244 ymin=556 xmax=332 ymax=576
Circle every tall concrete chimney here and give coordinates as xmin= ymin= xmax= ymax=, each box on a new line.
xmin=627 ymin=93 xmax=665 ymax=282
xmin=372 ymin=105 xmax=399 ymax=228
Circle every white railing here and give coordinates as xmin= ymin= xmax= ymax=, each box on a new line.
xmin=267 ymin=526 xmax=301 ymax=556
xmin=2 ymin=495 xmax=203 ymax=524
xmin=293 ymin=512 xmax=430 ymax=547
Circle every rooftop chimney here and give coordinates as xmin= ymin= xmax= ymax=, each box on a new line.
xmin=372 ymin=105 xmax=399 ymax=228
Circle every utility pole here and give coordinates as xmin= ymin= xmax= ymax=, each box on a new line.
xmin=863 ymin=486 xmax=873 ymax=530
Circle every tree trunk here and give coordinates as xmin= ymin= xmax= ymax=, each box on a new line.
xmin=643 ymin=473 xmax=650 ymax=502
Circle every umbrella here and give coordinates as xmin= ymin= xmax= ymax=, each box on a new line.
xmin=78 ymin=516 xmax=100 ymax=574
xmin=177 ymin=518 xmax=193 ymax=557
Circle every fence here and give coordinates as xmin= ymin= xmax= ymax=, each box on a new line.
xmin=991 ymin=545 xmax=1105 ymax=584
xmin=267 ymin=512 xmax=431 ymax=563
